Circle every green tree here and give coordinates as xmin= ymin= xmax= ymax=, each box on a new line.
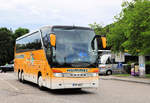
xmin=122 ymin=0 xmax=150 ymax=55
xmin=89 ymin=22 xmax=113 ymax=50
xmin=0 ymin=27 xmax=29 ymax=66
xmin=107 ymin=21 xmax=127 ymax=52
xmin=13 ymin=27 xmax=29 ymax=39
xmin=89 ymin=22 xmax=114 ymax=36
xmin=108 ymin=0 xmax=150 ymax=56
xmin=107 ymin=0 xmax=150 ymax=77
xmin=102 ymin=24 xmax=113 ymax=36
xmin=0 ymin=28 xmax=14 ymax=65
xmin=89 ymin=22 xmax=104 ymax=35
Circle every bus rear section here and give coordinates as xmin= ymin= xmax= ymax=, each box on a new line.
xmin=14 ymin=25 xmax=106 ymax=89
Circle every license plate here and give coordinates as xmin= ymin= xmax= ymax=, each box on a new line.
xmin=72 ymin=83 xmax=83 ymax=86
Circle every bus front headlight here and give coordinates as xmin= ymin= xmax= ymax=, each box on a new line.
xmin=54 ymin=73 xmax=63 ymax=77
xmin=93 ymin=73 xmax=98 ymax=77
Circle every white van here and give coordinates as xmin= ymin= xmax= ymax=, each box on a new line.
xmin=99 ymin=54 xmax=124 ymax=75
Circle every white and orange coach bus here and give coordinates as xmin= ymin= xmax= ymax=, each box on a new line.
xmin=14 ymin=25 xmax=106 ymax=89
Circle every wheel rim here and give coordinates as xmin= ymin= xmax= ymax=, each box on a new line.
xmin=21 ymin=72 xmax=24 ymax=81
xmin=18 ymin=72 xmax=21 ymax=80
xmin=20 ymin=73 xmax=22 ymax=79
xmin=107 ymin=71 xmax=111 ymax=75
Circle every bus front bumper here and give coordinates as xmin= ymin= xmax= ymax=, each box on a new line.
xmin=51 ymin=77 xmax=99 ymax=89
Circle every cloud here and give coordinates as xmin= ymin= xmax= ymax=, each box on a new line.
xmin=0 ymin=0 xmax=132 ymax=30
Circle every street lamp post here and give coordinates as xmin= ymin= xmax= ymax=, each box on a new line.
xmin=139 ymin=55 xmax=145 ymax=77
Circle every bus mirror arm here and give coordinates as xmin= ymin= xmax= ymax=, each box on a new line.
xmin=91 ymin=35 xmax=101 ymax=50
xmin=91 ymin=35 xmax=106 ymax=50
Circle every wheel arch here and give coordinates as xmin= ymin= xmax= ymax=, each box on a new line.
xmin=37 ymin=71 xmax=42 ymax=83
xmin=38 ymin=71 xmax=42 ymax=78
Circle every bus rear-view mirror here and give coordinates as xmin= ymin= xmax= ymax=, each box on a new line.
xmin=50 ymin=34 xmax=56 ymax=47
xmin=101 ymin=36 xmax=106 ymax=48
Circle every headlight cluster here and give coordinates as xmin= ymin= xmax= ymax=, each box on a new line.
xmin=54 ymin=73 xmax=98 ymax=77
xmin=54 ymin=73 xmax=63 ymax=77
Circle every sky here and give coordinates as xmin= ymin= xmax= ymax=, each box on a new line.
xmin=0 ymin=0 xmax=132 ymax=31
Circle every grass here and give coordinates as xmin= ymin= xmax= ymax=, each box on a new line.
xmin=113 ymin=74 xmax=150 ymax=78
xmin=112 ymin=74 xmax=131 ymax=77
xmin=145 ymin=74 xmax=150 ymax=78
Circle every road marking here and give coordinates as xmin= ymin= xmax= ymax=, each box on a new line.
xmin=0 ymin=78 xmax=19 ymax=91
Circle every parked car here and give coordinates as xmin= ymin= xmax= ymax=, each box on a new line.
xmin=0 ymin=61 xmax=14 ymax=72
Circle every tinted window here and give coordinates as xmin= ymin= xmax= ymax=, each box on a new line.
xmin=16 ymin=31 xmax=42 ymax=53
xmin=41 ymin=27 xmax=52 ymax=62
xmin=51 ymin=27 xmax=98 ymax=68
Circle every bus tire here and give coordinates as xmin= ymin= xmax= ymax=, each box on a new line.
xmin=106 ymin=70 xmax=112 ymax=75
xmin=38 ymin=76 xmax=44 ymax=90
xmin=18 ymin=71 xmax=22 ymax=82
xmin=21 ymin=72 xmax=25 ymax=83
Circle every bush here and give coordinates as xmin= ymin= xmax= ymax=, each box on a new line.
xmin=123 ymin=65 xmax=131 ymax=74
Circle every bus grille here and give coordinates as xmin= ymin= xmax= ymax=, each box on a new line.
xmin=63 ymin=73 xmax=91 ymax=78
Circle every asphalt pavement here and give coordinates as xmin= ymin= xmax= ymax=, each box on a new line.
xmin=0 ymin=72 xmax=150 ymax=103
xmin=100 ymin=75 xmax=150 ymax=84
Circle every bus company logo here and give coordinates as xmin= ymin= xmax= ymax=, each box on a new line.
xmin=67 ymin=69 xmax=88 ymax=72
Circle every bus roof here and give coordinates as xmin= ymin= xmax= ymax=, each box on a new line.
xmin=16 ymin=25 xmax=92 ymax=41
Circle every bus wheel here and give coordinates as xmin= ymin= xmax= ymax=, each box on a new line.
xmin=0 ymin=69 xmax=2 ymax=73
xmin=106 ymin=70 xmax=112 ymax=75
xmin=21 ymin=72 xmax=25 ymax=83
xmin=38 ymin=76 xmax=44 ymax=90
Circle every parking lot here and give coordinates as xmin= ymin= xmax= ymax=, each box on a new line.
xmin=0 ymin=72 xmax=150 ymax=103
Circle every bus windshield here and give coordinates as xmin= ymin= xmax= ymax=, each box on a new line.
xmin=51 ymin=27 xmax=98 ymax=68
